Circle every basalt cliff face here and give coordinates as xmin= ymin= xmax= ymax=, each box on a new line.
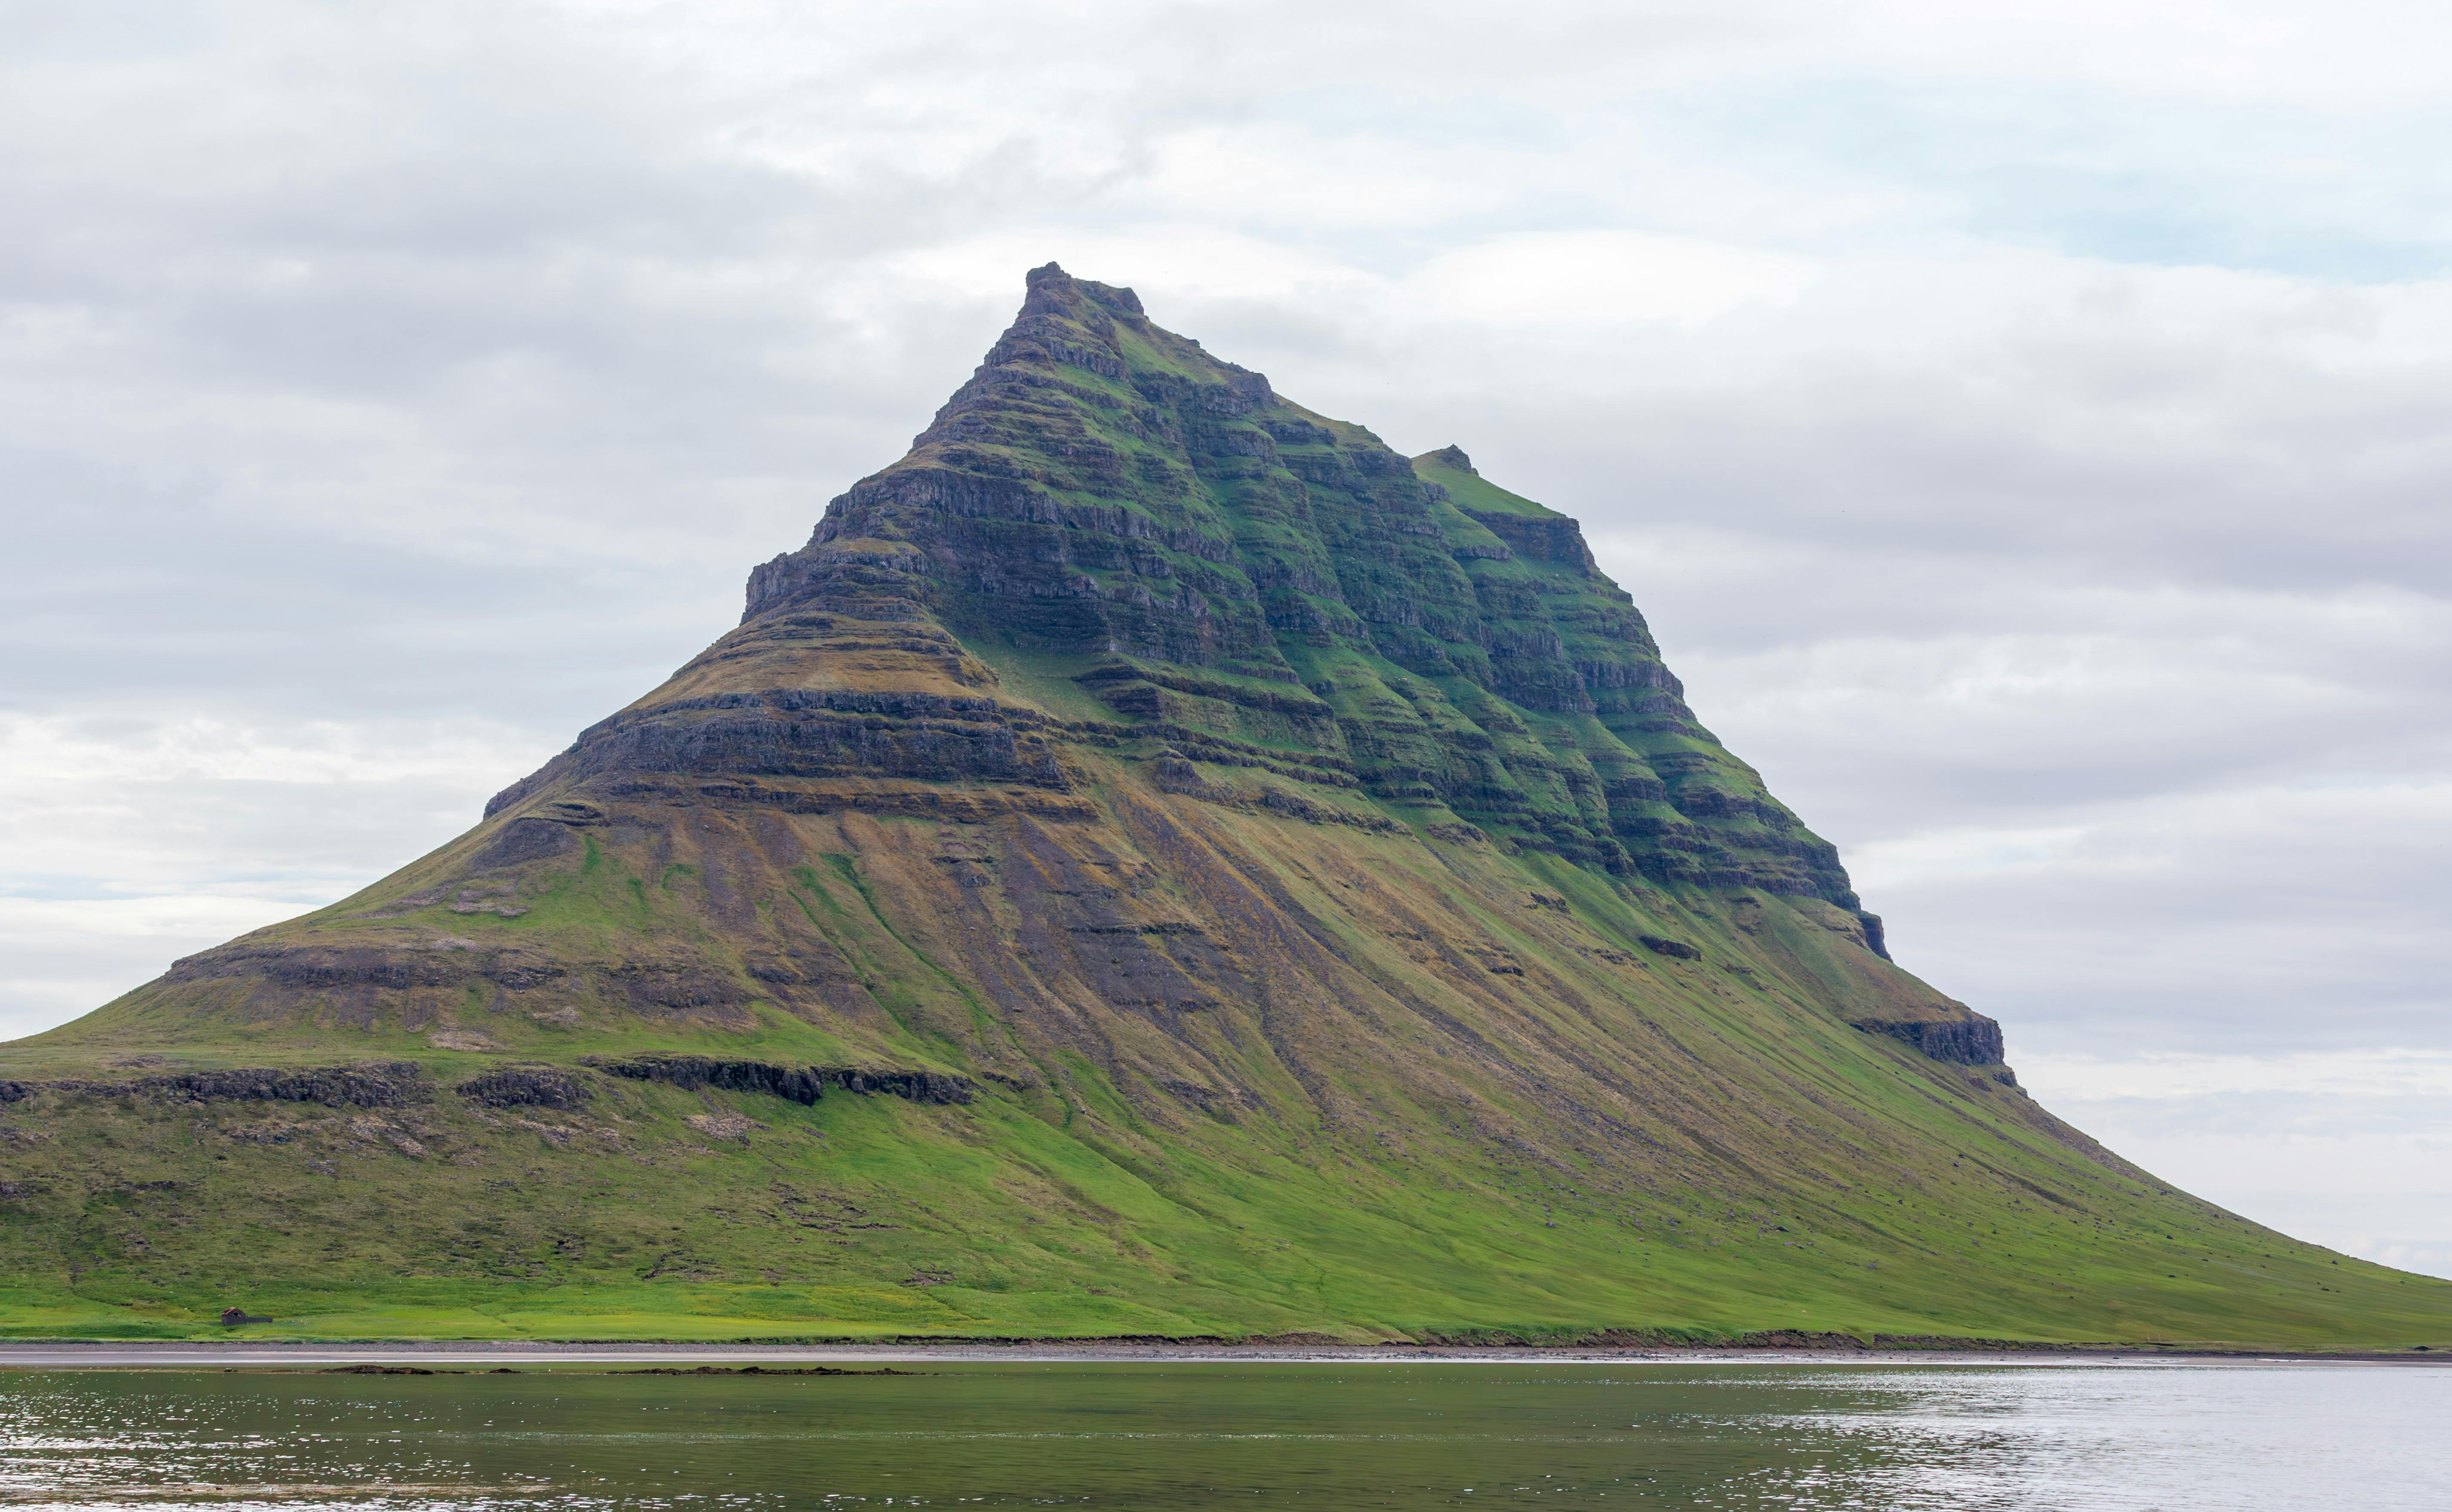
xmin=4 ymin=267 xmax=2444 ymax=1349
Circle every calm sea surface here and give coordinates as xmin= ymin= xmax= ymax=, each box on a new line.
xmin=0 ymin=1362 xmax=2440 ymax=1510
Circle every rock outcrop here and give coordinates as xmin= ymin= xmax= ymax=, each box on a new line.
xmin=454 ymin=1065 xmax=591 ymax=1110
xmin=1854 ymin=1012 xmax=2009 ymax=1067
xmin=7 ymin=1062 xmax=430 ymax=1108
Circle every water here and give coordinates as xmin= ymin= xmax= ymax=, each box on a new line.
xmin=0 ymin=1362 xmax=2441 ymax=1510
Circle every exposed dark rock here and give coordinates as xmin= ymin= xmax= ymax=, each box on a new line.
xmin=1858 ymin=911 xmax=1892 ymax=960
xmin=585 ymin=1055 xmax=978 ymax=1107
xmin=320 ymin=1362 xmax=430 ymax=1372
xmin=469 ymin=816 xmax=581 ymax=869
xmin=1853 ymin=1013 xmax=2007 ymax=1066
xmin=480 ymin=955 xmax=566 ymax=991
xmin=164 ymin=943 xmax=469 ymax=993
xmin=1639 ymin=935 xmax=1702 ymax=960
xmin=610 ymin=965 xmax=753 ymax=1020
xmin=822 ymin=1066 xmax=977 ymax=1105
xmin=561 ymin=692 xmax=1070 ymax=792
xmin=589 ymin=1055 xmax=830 ymax=1105
xmin=43 ymin=1062 xmax=430 ymax=1108
xmin=455 ymin=1065 xmax=592 ymax=1110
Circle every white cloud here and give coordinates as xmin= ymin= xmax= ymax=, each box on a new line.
xmin=1845 ymin=0 xmax=2452 ymax=105
xmin=885 ymin=230 xmax=1369 ymax=309
xmin=1402 ymin=231 xmax=1822 ymax=327
xmin=2024 ymin=1049 xmax=2452 ymax=1102
xmin=2018 ymin=1048 xmax=2452 ymax=1277
xmin=0 ymin=711 xmax=541 ymax=787
xmin=0 ymin=893 xmax=324 ymax=1041
xmin=1146 ymin=127 xmax=1506 ymax=232
xmin=0 ymin=710 xmax=548 ymax=1038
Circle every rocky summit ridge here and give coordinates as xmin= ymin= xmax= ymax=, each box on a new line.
xmin=3 ymin=266 xmax=2444 ymax=1348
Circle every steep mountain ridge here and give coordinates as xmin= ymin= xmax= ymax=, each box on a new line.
xmin=730 ymin=263 xmax=1866 ymax=903
xmin=3 ymin=266 xmax=2443 ymax=1348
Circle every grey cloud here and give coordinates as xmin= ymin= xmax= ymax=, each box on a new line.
xmin=1869 ymin=793 xmax=2452 ymax=1054
xmin=3 ymin=0 xmax=2449 ymax=1269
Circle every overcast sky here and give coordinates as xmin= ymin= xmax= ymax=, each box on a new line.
xmin=6 ymin=0 xmax=2448 ymax=1276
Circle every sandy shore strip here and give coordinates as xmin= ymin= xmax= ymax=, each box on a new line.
xmin=0 ymin=1341 xmax=2443 ymax=1369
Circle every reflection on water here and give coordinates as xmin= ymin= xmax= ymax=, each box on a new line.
xmin=0 ymin=1362 xmax=2441 ymax=1510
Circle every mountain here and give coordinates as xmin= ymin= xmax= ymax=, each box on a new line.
xmin=4 ymin=265 xmax=2444 ymax=1348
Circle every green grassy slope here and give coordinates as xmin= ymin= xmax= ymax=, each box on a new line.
xmin=7 ymin=788 xmax=2443 ymax=1347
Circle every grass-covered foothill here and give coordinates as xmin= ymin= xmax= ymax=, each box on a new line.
xmin=7 ymin=812 xmax=2444 ymax=1350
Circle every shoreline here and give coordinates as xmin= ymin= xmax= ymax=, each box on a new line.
xmin=0 ymin=1340 xmax=2443 ymax=1368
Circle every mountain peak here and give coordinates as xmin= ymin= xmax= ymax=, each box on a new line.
xmin=1021 ymin=259 xmax=1146 ymax=321
xmin=9 ymin=268 xmax=2443 ymax=1349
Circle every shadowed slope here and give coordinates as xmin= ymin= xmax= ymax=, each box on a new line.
xmin=4 ymin=267 xmax=2444 ymax=1349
